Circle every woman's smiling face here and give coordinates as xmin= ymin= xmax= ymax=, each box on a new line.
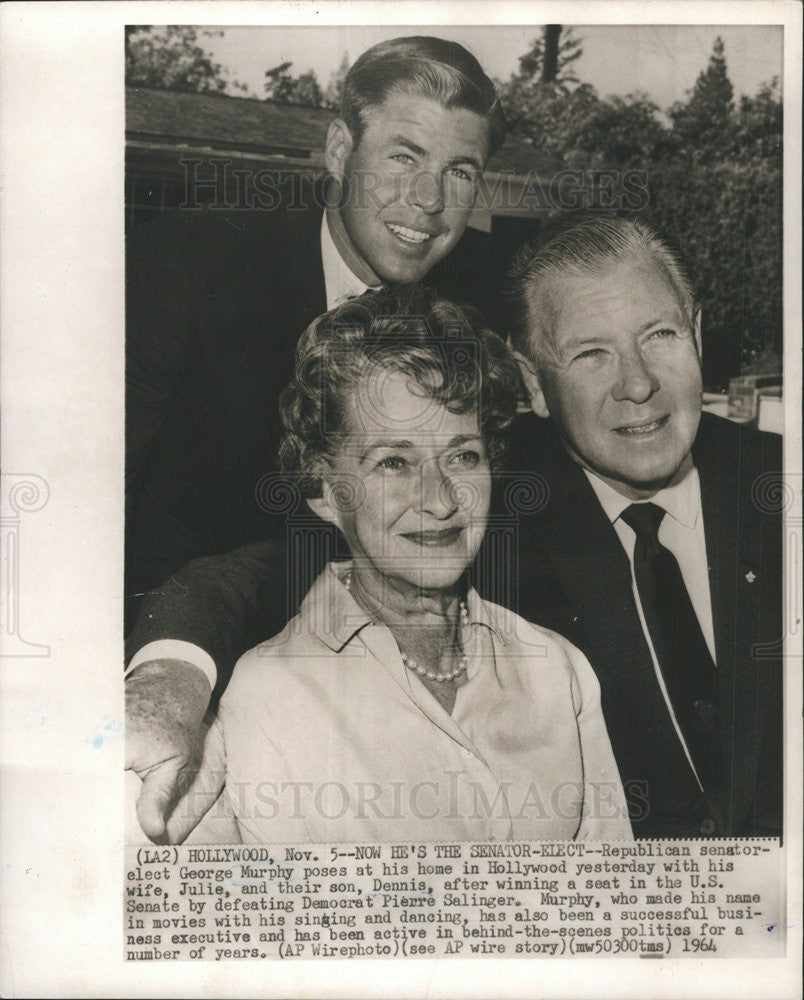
xmin=315 ymin=367 xmax=491 ymax=596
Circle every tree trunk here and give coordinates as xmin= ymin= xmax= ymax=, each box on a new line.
xmin=542 ymin=25 xmax=561 ymax=83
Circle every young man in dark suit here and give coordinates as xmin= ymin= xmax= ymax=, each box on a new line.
xmin=125 ymin=35 xmax=508 ymax=841
xmin=126 ymin=35 xmax=506 ymax=601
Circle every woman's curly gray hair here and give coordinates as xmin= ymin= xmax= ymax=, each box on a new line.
xmin=279 ymin=284 xmax=521 ymax=497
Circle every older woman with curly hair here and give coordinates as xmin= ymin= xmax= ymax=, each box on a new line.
xmin=216 ymin=284 xmax=631 ymax=843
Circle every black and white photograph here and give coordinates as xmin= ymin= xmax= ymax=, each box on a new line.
xmin=1 ymin=3 xmax=801 ymax=998
xmin=123 ymin=21 xmax=786 ymax=840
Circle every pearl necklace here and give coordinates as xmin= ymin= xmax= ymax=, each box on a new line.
xmin=343 ymin=570 xmax=470 ymax=683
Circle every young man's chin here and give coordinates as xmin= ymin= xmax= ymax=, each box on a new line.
xmin=377 ymin=256 xmax=438 ymax=286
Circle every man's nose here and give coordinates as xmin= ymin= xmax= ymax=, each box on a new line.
xmin=611 ymin=348 xmax=660 ymax=404
xmin=418 ymin=459 xmax=458 ymax=518
xmin=410 ymin=171 xmax=445 ymax=214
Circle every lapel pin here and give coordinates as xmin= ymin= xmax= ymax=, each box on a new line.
xmin=745 ymin=571 xmax=756 ymax=583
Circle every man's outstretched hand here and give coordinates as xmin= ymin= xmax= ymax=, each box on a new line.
xmin=125 ymin=659 xmax=223 ymax=843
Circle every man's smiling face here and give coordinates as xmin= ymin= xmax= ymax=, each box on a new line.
xmin=527 ymin=254 xmax=704 ymax=500
xmin=325 ymin=91 xmax=490 ymax=285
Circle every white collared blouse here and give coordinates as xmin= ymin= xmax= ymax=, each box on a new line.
xmin=219 ymin=563 xmax=633 ymax=843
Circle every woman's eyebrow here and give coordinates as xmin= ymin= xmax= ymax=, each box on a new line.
xmin=358 ymin=434 xmax=482 ymax=463
xmin=443 ymin=434 xmax=483 ymax=448
xmin=358 ymin=439 xmax=414 ymax=462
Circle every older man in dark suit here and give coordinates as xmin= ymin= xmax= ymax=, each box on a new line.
xmin=504 ymin=216 xmax=782 ymax=837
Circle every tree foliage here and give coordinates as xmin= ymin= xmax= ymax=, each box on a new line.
xmin=324 ymin=53 xmax=351 ymax=110
xmin=669 ymin=37 xmax=734 ymax=155
xmin=501 ymin=27 xmax=584 ymax=139
xmin=264 ymin=62 xmax=324 ymax=106
xmin=125 ymin=26 xmax=245 ymax=94
xmin=500 ymin=33 xmax=783 ymax=383
xmin=516 ymin=25 xmax=582 ymax=87
xmin=264 ymin=53 xmax=351 ymax=109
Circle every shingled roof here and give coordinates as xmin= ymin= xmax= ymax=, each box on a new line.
xmin=126 ymin=87 xmax=561 ymax=178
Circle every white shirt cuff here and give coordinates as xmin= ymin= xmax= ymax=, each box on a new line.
xmin=125 ymin=640 xmax=217 ymax=691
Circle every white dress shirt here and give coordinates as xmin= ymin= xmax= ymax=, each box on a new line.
xmin=320 ymin=211 xmax=379 ymax=307
xmin=583 ymin=458 xmax=716 ymax=788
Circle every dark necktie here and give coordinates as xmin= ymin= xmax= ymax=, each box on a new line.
xmin=620 ymin=502 xmax=719 ymax=791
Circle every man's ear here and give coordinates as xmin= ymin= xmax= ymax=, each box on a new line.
xmin=512 ymin=349 xmax=551 ymax=419
xmin=325 ymin=118 xmax=354 ymax=178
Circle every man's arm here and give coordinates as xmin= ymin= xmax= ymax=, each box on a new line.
xmin=126 ymin=536 xmax=295 ymax=700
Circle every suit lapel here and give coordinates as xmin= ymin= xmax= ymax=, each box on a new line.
xmin=266 ymin=195 xmax=327 ymax=329
xmin=695 ymin=415 xmax=763 ymax=668
xmin=694 ymin=415 xmax=765 ymax=822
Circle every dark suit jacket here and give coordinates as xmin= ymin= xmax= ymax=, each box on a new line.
xmin=126 ymin=184 xmax=506 ymax=599
xmin=128 ymin=411 xmax=783 ymax=839
xmin=499 ymin=412 xmax=783 ymax=838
